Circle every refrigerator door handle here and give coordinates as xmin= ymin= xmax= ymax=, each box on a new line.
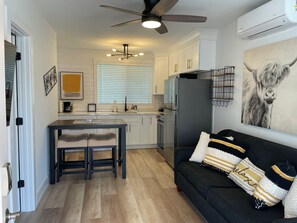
xmin=175 ymin=94 xmax=178 ymax=108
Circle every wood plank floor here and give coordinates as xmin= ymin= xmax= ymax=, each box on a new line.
xmin=19 ymin=149 xmax=206 ymax=223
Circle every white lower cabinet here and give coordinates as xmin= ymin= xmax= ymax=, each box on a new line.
xmin=141 ymin=116 xmax=157 ymax=145
xmin=121 ymin=116 xmax=142 ymax=145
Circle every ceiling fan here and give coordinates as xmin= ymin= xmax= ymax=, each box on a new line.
xmin=100 ymin=0 xmax=207 ymax=34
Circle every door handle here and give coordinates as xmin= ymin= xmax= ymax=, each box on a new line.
xmin=5 ymin=209 xmax=20 ymax=223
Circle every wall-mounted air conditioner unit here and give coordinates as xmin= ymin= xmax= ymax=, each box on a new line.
xmin=237 ymin=0 xmax=297 ymax=39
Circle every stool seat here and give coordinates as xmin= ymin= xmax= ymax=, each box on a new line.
xmin=88 ymin=133 xmax=116 ymax=147
xmin=87 ymin=132 xmax=117 ymax=179
xmin=57 ymin=133 xmax=88 ymax=148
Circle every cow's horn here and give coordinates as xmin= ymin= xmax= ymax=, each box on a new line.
xmin=287 ymin=57 xmax=297 ymax=67
xmin=244 ymin=62 xmax=254 ymax=72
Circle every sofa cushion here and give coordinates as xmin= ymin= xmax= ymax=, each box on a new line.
xmin=177 ymin=161 xmax=237 ymax=198
xmin=189 ymin=131 xmax=210 ymax=163
xmin=202 ymin=134 xmax=247 ymax=174
xmin=189 ymin=132 xmax=235 ymax=163
xmin=253 ymin=162 xmax=296 ymax=209
xmin=283 ymin=177 xmax=297 ymax=218
xmin=228 ymin=157 xmax=264 ymax=195
xmin=207 ymin=187 xmax=284 ymax=223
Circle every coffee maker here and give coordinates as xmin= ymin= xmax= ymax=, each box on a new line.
xmin=63 ymin=101 xmax=72 ymax=112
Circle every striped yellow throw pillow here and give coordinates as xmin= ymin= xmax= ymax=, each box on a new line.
xmin=202 ymin=134 xmax=247 ymax=174
xmin=253 ymin=162 xmax=296 ymax=209
xmin=228 ymin=158 xmax=264 ymax=195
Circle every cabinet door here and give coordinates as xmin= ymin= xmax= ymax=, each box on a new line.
xmin=169 ymin=52 xmax=179 ymax=75
xmin=153 ymin=56 xmax=169 ymax=94
xmin=149 ymin=116 xmax=157 ymax=144
xmin=119 ymin=116 xmax=141 ymax=145
xmin=141 ymin=116 xmax=157 ymax=145
xmin=191 ymin=42 xmax=199 ymax=70
xmin=141 ymin=116 xmax=151 ymax=144
xmin=183 ymin=45 xmax=192 ymax=71
xmin=128 ymin=122 xmax=141 ymax=145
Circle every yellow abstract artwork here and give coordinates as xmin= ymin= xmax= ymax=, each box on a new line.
xmin=60 ymin=71 xmax=83 ymax=100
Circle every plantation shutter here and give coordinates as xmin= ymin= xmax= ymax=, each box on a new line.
xmin=97 ymin=64 xmax=153 ymax=104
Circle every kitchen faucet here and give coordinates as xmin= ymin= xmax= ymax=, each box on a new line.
xmin=124 ymin=96 xmax=128 ymax=111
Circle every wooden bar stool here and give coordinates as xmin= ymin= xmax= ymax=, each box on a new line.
xmin=87 ymin=132 xmax=117 ymax=179
xmin=57 ymin=133 xmax=88 ymax=182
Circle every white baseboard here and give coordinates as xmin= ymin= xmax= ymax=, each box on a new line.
xmin=127 ymin=144 xmax=158 ymax=149
xmin=36 ymin=176 xmax=49 ymax=208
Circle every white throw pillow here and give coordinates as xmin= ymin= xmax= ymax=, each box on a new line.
xmin=228 ymin=158 xmax=264 ymax=195
xmin=189 ymin=132 xmax=234 ymax=163
xmin=189 ymin=131 xmax=210 ymax=163
xmin=283 ymin=177 xmax=297 ymax=218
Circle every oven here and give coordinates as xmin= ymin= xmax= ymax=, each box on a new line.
xmin=156 ymin=114 xmax=165 ymax=154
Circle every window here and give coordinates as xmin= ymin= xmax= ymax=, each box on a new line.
xmin=97 ymin=64 xmax=153 ymax=104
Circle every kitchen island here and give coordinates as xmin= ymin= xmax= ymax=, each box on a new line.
xmin=48 ymin=119 xmax=127 ymax=184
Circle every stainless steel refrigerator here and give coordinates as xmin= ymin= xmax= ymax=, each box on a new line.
xmin=163 ymin=75 xmax=212 ymax=168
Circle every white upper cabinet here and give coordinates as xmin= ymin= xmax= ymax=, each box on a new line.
xmin=169 ymin=30 xmax=217 ymax=75
xmin=153 ymin=56 xmax=169 ymax=95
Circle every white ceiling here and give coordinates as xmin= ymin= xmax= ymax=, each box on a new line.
xmin=32 ymin=0 xmax=270 ymax=54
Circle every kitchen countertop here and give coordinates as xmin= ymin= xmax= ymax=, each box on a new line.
xmin=58 ymin=111 xmax=160 ymax=116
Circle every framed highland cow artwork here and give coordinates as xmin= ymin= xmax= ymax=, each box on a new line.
xmin=241 ymin=37 xmax=297 ymax=135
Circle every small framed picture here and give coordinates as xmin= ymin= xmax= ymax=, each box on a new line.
xmin=43 ymin=66 xmax=57 ymax=96
xmin=88 ymin=103 xmax=96 ymax=112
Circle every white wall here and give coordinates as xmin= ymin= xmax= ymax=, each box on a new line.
xmin=214 ymin=21 xmax=297 ymax=148
xmin=5 ymin=0 xmax=57 ymax=209
xmin=57 ymin=48 xmax=162 ymax=112
xmin=0 ymin=0 xmax=9 ymax=220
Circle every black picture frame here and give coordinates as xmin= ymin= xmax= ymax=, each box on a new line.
xmin=43 ymin=66 xmax=57 ymax=96
xmin=88 ymin=103 xmax=96 ymax=112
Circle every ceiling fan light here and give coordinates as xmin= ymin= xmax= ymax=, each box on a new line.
xmin=142 ymin=16 xmax=161 ymax=29
xmin=112 ymin=49 xmax=117 ymax=52
xmin=107 ymin=54 xmax=112 ymax=57
xmin=139 ymin=52 xmax=144 ymax=56
xmin=134 ymin=54 xmax=138 ymax=57
xmin=142 ymin=20 xmax=161 ymax=29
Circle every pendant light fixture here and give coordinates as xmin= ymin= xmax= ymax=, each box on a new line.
xmin=106 ymin=44 xmax=144 ymax=60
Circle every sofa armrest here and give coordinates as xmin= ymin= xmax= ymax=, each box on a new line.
xmin=273 ymin=218 xmax=297 ymax=223
xmin=174 ymin=146 xmax=195 ymax=185
xmin=174 ymin=147 xmax=195 ymax=167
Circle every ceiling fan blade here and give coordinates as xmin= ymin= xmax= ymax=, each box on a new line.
xmin=110 ymin=19 xmax=141 ymax=28
xmin=151 ymin=0 xmax=178 ymax=16
xmin=155 ymin=22 xmax=168 ymax=34
xmin=162 ymin=15 xmax=207 ymax=23
xmin=100 ymin=5 xmax=142 ymax=16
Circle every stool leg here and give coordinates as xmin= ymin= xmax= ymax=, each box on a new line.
xmin=57 ymin=149 xmax=61 ymax=182
xmin=89 ymin=148 xmax=93 ymax=180
xmin=62 ymin=150 xmax=65 ymax=170
xmin=84 ymin=148 xmax=88 ymax=180
xmin=112 ymin=146 xmax=117 ymax=178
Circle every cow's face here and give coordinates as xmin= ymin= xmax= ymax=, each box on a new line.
xmin=252 ymin=60 xmax=290 ymax=105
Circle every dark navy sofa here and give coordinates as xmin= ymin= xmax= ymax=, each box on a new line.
xmin=174 ymin=129 xmax=297 ymax=223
